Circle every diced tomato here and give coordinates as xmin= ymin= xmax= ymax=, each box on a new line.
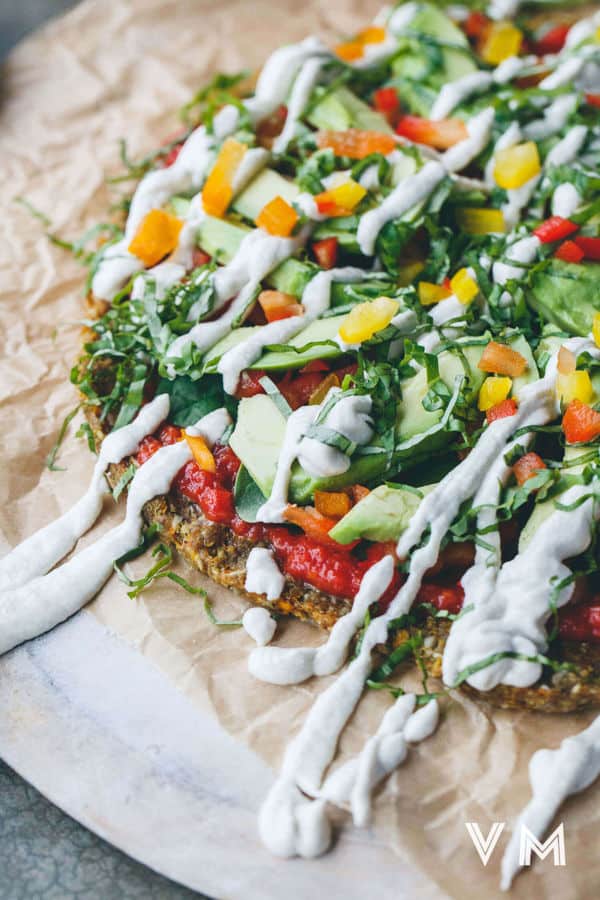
xmin=533 ymin=23 xmax=570 ymax=55
xmin=316 ymin=129 xmax=397 ymax=160
xmin=158 ymin=424 xmax=182 ymax=445
xmin=417 ymin=582 xmax=465 ymax=616
xmin=258 ymin=289 xmax=304 ymax=322
xmin=478 ymin=341 xmax=528 ymax=377
xmin=176 ymin=461 xmax=235 ymax=524
xmin=533 ymin=216 xmax=578 ymax=244
xmin=192 ymin=248 xmax=211 ymax=267
xmin=562 ymin=399 xmax=600 ymax=444
xmin=573 ymin=236 xmax=600 ymax=261
xmin=486 ymin=398 xmax=518 ymax=423
xmin=136 ymin=435 xmax=162 ymax=465
xmin=300 ymin=359 xmax=330 ymax=374
xmin=372 ymin=87 xmax=400 ymax=125
xmin=513 ymin=452 xmax=546 ymax=486
xmin=558 ymin=604 xmax=600 ymax=642
xmin=234 ymin=369 xmax=267 ymax=399
xmin=312 ymin=236 xmax=338 ymax=269
xmin=396 ymin=115 xmax=468 ymax=150
xmin=464 ymin=11 xmax=490 ymax=40
xmin=200 ymin=485 xmax=236 ymax=524
xmin=586 ymin=94 xmax=600 ymax=109
xmin=555 ymin=240 xmax=585 ymax=263
xmin=212 ymin=442 xmax=241 ymax=490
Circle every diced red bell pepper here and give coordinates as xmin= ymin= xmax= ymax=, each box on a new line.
xmin=533 ymin=216 xmax=578 ymax=244
xmin=513 ymin=452 xmax=546 ymax=486
xmin=136 ymin=435 xmax=162 ymax=465
xmin=396 ymin=115 xmax=468 ymax=150
xmin=417 ymin=582 xmax=465 ymax=616
xmin=372 ymin=87 xmax=400 ymax=125
xmin=533 ymin=23 xmax=570 ymax=55
xmin=555 ymin=240 xmax=585 ymax=263
xmin=558 ymin=604 xmax=600 ymax=641
xmin=562 ymin=399 xmax=600 ymax=444
xmin=312 ymin=236 xmax=338 ymax=269
xmin=464 ymin=11 xmax=490 ymax=40
xmin=162 ymin=143 xmax=183 ymax=167
xmin=192 ymin=248 xmax=211 ymax=267
xmin=573 ymin=236 xmax=600 ymax=261
xmin=300 ymin=359 xmax=330 ymax=374
xmin=212 ymin=442 xmax=241 ymax=490
xmin=586 ymin=94 xmax=600 ymax=109
xmin=277 ymin=370 xmax=325 ymax=410
xmin=486 ymin=398 xmax=518 ymax=423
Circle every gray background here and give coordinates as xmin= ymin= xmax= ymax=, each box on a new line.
xmin=0 ymin=2 xmax=205 ymax=896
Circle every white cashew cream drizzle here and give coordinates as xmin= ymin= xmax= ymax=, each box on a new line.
xmin=255 ymin=556 xmax=440 ymax=858
xmin=242 ymin=605 xmax=277 ymax=646
xmin=244 ymin=548 xmax=285 ymax=604
xmin=0 ymin=393 xmax=170 ymax=592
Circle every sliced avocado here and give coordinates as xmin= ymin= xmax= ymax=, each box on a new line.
xmin=268 ymin=258 xmax=314 ymax=297
xmin=232 ymin=169 xmax=299 ymax=222
xmin=169 ymin=195 xmax=192 ymax=217
xmin=202 ymin=326 xmax=260 ymax=373
xmin=330 ymin=483 xmax=434 ymax=544
xmin=251 ymin=315 xmax=348 ymax=370
xmin=410 ymin=3 xmax=469 ymax=47
xmin=229 ymin=395 xmax=389 ymax=504
xmin=397 ymin=343 xmax=488 ymax=441
xmin=308 ymin=86 xmax=392 ymax=134
xmin=528 ymin=260 xmax=600 ymax=336
xmin=197 ymin=216 xmax=248 ymax=263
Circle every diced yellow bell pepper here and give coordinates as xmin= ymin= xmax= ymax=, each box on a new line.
xmin=256 ymin=195 xmax=299 ymax=236
xmin=338 ymin=296 xmax=400 ymax=343
xmin=593 ymin=312 xmax=600 ymax=349
xmin=184 ymin=432 xmax=216 ymax=472
xmin=128 ymin=209 xmax=183 ymax=267
xmin=315 ymin=179 xmax=367 ymax=216
xmin=480 ymin=22 xmax=523 ymax=65
xmin=493 ymin=142 xmax=541 ymax=190
xmin=201 ymin=138 xmax=247 ymax=218
xmin=456 ymin=207 xmax=506 ymax=235
xmin=450 ymin=268 xmax=479 ymax=305
xmin=418 ymin=281 xmax=452 ymax=306
xmin=556 ymin=370 xmax=594 ymax=405
xmin=478 ymin=376 xmax=512 ymax=412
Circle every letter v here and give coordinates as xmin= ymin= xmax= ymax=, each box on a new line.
xmin=465 ymin=822 xmax=505 ymax=866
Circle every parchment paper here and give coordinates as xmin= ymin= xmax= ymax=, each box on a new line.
xmin=1 ymin=2 xmax=599 ymax=898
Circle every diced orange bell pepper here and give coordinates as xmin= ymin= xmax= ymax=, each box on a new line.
xmin=201 ymin=138 xmax=247 ymax=218
xmin=314 ymin=490 xmax=353 ymax=518
xmin=308 ymin=372 xmax=341 ymax=406
xmin=396 ymin=115 xmax=468 ymax=150
xmin=316 ymin=129 xmax=397 ymax=159
xmin=357 ymin=26 xmax=386 ymax=44
xmin=456 ymin=207 xmax=506 ymax=235
xmin=562 ymin=399 xmax=600 ymax=444
xmin=128 ymin=209 xmax=183 ymax=267
xmin=335 ymin=25 xmax=386 ymax=60
xmin=258 ymin=290 xmax=304 ymax=322
xmin=315 ymin=179 xmax=367 ymax=217
xmin=184 ymin=433 xmax=216 ymax=472
xmin=513 ymin=452 xmax=546 ymax=486
xmin=493 ymin=142 xmax=541 ymax=190
xmin=283 ymin=504 xmax=345 ymax=547
xmin=418 ymin=281 xmax=452 ymax=306
xmin=256 ymin=195 xmax=299 ymax=237
xmin=478 ymin=341 xmax=528 ymax=377
xmin=557 ymin=345 xmax=576 ymax=375
xmin=480 ymin=22 xmax=523 ymax=64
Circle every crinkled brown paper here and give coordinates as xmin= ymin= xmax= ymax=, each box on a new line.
xmin=1 ymin=2 xmax=599 ymax=897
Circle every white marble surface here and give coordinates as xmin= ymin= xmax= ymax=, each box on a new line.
xmin=0 ymin=611 xmax=445 ymax=899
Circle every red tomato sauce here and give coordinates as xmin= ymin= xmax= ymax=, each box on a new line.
xmin=134 ymin=425 xmax=599 ymax=640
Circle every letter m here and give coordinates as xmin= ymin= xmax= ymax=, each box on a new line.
xmin=519 ymin=823 xmax=566 ymax=868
